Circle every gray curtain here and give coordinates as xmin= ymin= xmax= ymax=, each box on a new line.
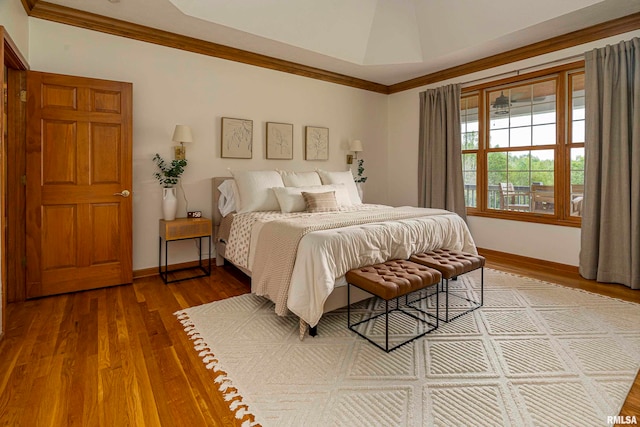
xmin=418 ymin=84 xmax=467 ymax=221
xmin=580 ymin=37 xmax=640 ymax=289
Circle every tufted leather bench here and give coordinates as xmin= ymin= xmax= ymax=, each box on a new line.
xmin=345 ymin=259 xmax=441 ymax=352
xmin=409 ymin=249 xmax=485 ymax=322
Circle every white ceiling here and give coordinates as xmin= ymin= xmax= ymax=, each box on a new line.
xmin=46 ymin=0 xmax=640 ymax=85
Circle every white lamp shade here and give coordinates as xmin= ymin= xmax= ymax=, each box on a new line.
xmin=350 ymin=140 xmax=363 ymax=152
xmin=172 ymin=125 xmax=193 ymax=143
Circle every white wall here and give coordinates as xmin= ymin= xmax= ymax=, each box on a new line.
xmin=27 ymin=18 xmax=389 ymax=270
xmin=14 ymin=12 xmax=640 ymax=271
xmin=0 ymin=0 xmax=29 ymax=57
xmin=387 ymin=29 xmax=640 ymax=266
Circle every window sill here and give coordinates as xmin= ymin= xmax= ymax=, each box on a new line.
xmin=467 ymin=210 xmax=581 ymax=228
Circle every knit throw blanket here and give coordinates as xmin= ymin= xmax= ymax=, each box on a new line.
xmin=251 ymin=207 xmax=448 ymax=316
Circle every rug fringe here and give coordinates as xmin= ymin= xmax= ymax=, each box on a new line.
xmin=229 ymin=399 xmax=243 ymax=410
xmin=224 ymin=391 xmax=240 ymax=401
xmin=175 ymin=311 xmax=258 ymax=425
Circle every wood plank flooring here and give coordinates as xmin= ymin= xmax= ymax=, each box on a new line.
xmin=0 ymin=259 xmax=638 ymax=426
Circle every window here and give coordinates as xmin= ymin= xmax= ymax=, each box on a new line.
xmin=568 ymin=72 xmax=585 ymax=217
xmin=461 ymin=95 xmax=479 ymax=208
xmin=462 ymin=64 xmax=585 ymax=226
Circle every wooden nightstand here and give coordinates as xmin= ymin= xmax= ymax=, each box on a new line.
xmin=159 ymin=217 xmax=212 ymax=284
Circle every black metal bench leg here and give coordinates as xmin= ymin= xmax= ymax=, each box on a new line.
xmin=345 ymin=271 xmax=440 ymax=353
xmin=445 ymin=278 xmax=449 ymax=322
xmin=481 ymin=267 xmax=484 ymax=306
xmin=385 ymin=299 xmax=389 ymax=352
xmin=347 ymin=283 xmax=351 ymax=329
xmin=435 ymin=285 xmax=439 ymax=329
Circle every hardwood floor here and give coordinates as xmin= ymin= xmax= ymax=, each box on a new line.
xmin=0 ymin=259 xmax=638 ymax=426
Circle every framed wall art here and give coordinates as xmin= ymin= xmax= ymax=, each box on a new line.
xmin=266 ymin=122 xmax=293 ymax=160
xmin=304 ymin=126 xmax=329 ymax=161
xmin=221 ymin=117 xmax=253 ymax=159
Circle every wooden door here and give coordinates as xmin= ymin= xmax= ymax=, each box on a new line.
xmin=26 ymin=71 xmax=132 ymax=298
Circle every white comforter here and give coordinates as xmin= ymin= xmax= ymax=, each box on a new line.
xmin=227 ymin=205 xmax=476 ymax=326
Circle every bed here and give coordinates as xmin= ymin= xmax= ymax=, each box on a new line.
xmin=211 ymin=173 xmax=476 ymax=335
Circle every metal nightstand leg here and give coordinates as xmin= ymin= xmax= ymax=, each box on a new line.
xmin=159 ymin=235 xmax=212 ymax=284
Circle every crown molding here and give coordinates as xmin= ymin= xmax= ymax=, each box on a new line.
xmin=388 ymin=12 xmax=640 ymax=94
xmin=21 ymin=2 xmax=640 ymax=95
xmin=25 ymin=1 xmax=390 ymax=94
xmin=20 ymin=0 xmax=38 ymax=13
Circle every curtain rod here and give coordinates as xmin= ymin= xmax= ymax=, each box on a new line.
xmin=461 ymin=53 xmax=585 ymax=88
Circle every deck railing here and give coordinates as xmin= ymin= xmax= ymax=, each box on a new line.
xmin=464 ymin=185 xmax=532 ymax=210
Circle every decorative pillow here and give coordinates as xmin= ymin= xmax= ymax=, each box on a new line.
xmin=230 ymin=170 xmax=284 ymax=213
xmin=316 ymin=169 xmax=362 ymax=205
xmin=278 ymin=170 xmax=322 ymax=187
xmin=217 ymin=179 xmax=239 ymax=217
xmin=302 ymin=191 xmax=339 ymax=213
xmin=272 ymin=184 xmax=352 ymax=213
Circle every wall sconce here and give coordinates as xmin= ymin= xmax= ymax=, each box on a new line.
xmin=346 ymin=139 xmax=363 ymax=164
xmin=172 ymin=124 xmax=193 ymax=160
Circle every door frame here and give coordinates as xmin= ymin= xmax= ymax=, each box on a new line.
xmin=1 ymin=27 xmax=29 ymax=340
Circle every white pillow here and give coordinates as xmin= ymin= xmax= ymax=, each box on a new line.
xmin=316 ymin=170 xmax=362 ymax=205
xmin=231 ymin=170 xmax=284 ymax=213
xmin=272 ymin=184 xmax=352 ymax=213
xmin=279 ymin=170 xmax=322 ymax=187
xmin=217 ymin=179 xmax=238 ymax=217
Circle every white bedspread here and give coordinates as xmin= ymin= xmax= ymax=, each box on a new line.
xmin=287 ymin=209 xmax=476 ymax=325
xmin=225 ymin=205 xmax=477 ymax=326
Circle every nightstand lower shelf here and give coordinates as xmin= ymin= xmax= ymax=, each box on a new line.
xmin=158 ymin=217 xmax=212 ymax=284
xmin=159 ymin=235 xmax=211 ymax=284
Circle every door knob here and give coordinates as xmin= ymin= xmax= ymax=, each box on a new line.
xmin=114 ymin=190 xmax=131 ymax=197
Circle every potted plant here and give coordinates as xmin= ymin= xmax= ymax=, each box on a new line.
xmin=354 ymin=159 xmax=367 ymax=184
xmin=354 ymin=159 xmax=367 ymax=200
xmin=153 ymin=153 xmax=187 ymax=220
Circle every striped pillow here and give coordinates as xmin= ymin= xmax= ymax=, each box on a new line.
xmin=301 ymin=191 xmax=339 ymax=213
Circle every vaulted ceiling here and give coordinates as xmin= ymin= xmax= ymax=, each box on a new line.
xmin=21 ymin=0 xmax=640 ymax=92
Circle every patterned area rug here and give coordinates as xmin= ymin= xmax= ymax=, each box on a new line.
xmin=175 ymin=269 xmax=640 ymax=427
